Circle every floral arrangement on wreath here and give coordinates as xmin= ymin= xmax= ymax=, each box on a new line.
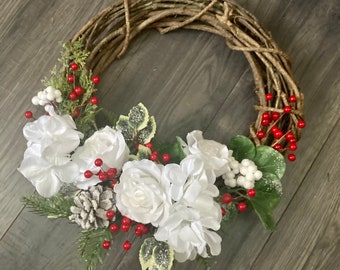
xmin=18 ymin=1 xmax=305 ymax=270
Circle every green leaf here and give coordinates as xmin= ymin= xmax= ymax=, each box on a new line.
xmin=78 ymin=228 xmax=112 ymax=270
xmin=128 ymin=102 xmax=149 ymax=130
xmin=97 ymin=108 xmax=117 ymax=127
xmin=116 ymin=115 xmax=136 ymax=141
xmin=254 ymin=145 xmax=286 ymax=179
xmin=139 ymin=237 xmax=174 ymax=270
xmin=22 ymin=194 xmax=73 ymax=218
xmin=137 ymin=116 xmax=157 ymax=144
xmin=249 ymin=172 xmax=282 ymax=230
xmin=228 ymin=135 xmax=256 ymax=162
xmin=137 ymin=145 xmax=152 ymax=160
xmin=152 ymin=137 xmax=187 ymax=164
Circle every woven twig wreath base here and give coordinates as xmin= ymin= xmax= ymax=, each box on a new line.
xmin=71 ymin=0 xmax=304 ymax=152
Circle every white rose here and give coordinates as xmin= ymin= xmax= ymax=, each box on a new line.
xmin=23 ymin=113 xmax=83 ymax=158
xmin=72 ymin=126 xmax=129 ymax=189
xmin=186 ymin=130 xmax=229 ymax=177
xmin=18 ymin=144 xmax=78 ymax=197
xmin=155 ymin=156 xmax=222 ymax=262
xmin=115 ymin=159 xmax=171 ymax=226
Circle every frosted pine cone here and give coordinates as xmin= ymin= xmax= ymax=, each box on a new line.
xmin=69 ymin=185 xmax=116 ymax=230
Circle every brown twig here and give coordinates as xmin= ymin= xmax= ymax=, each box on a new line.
xmin=71 ymin=0 xmax=304 ymax=153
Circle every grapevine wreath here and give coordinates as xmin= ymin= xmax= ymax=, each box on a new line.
xmin=19 ymin=0 xmax=305 ymax=269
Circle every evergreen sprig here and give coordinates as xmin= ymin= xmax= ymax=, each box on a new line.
xmin=41 ymin=38 xmax=101 ymax=138
xmin=78 ymin=228 xmax=112 ymax=270
xmin=22 ymin=194 xmax=73 ymax=219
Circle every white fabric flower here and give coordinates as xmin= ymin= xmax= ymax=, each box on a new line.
xmin=18 ymin=112 xmax=83 ymax=197
xmin=72 ymin=126 xmax=129 ymax=189
xmin=155 ymin=156 xmax=222 ymax=262
xmin=23 ymin=112 xmax=83 ymax=158
xmin=18 ymin=144 xmax=79 ymax=197
xmin=115 ymin=159 xmax=171 ymax=226
xmin=186 ymin=130 xmax=229 ymax=176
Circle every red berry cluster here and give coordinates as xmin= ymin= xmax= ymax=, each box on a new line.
xmin=258 ymin=93 xmax=306 ymax=161
xmin=102 ymin=216 xmax=150 ymax=251
xmin=220 ymin=189 xmax=257 ymax=214
xmin=143 ymin=142 xmax=171 ymax=164
xmin=66 ymin=62 xmax=100 ymax=118
xmin=83 ymin=158 xmax=118 ymax=185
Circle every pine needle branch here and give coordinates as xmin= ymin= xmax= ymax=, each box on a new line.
xmin=78 ymin=228 xmax=112 ymax=270
xmin=22 ymin=194 xmax=73 ymax=219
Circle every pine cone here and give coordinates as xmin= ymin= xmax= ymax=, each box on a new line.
xmin=69 ymin=185 xmax=116 ymax=230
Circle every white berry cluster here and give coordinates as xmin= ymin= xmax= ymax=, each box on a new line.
xmin=31 ymin=86 xmax=62 ymax=106
xmin=222 ymin=150 xmax=263 ymax=189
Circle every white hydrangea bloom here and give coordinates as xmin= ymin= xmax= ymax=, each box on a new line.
xmin=18 ymin=111 xmax=83 ymax=197
xmin=155 ymin=156 xmax=222 ymax=262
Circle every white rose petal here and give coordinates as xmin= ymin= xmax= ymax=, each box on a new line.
xmin=186 ymin=130 xmax=229 ymax=177
xmin=115 ymin=159 xmax=171 ymax=226
xmin=72 ymin=126 xmax=129 ymax=189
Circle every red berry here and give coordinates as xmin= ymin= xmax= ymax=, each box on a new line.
xmin=288 ymin=153 xmax=296 ymax=162
xmin=273 ymin=144 xmax=282 ymax=150
xmin=247 ymin=189 xmax=256 ymax=198
xmin=121 ymin=223 xmax=130 ymax=232
xmin=109 ymin=223 xmax=119 ymax=233
xmin=24 ymin=111 xmax=33 ymax=119
xmin=107 ymin=168 xmax=117 ymax=179
xmin=142 ymin=225 xmax=149 ymax=234
xmin=84 ymin=170 xmax=93 ymax=179
xmin=106 ymin=209 xmax=115 ymax=219
xmin=262 ymin=112 xmax=271 ymax=120
xmin=69 ymin=91 xmax=77 ymax=100
xmin=98 ymin=171 xmax=108 ymax=181
xmin=289 ymin=137 xmax=297 ymax=143
xmin=150 ymin=153 xmax=158 ymax=161
xmin=135 ymin=224 xmax=144 ymax=232
xmin=221 ymin=193 xmax=232 ymax=204
xmin=73 ymin=108 xmax=80 ymax=118
xmin=111 ymin=181 xmax=117 ymax=189
xmin=135 ymin=228 xmax=143 ymax=236
xmin=122 ymin=217 xmax=131 ymax=226
xmin=90 ymin=96 xmax=98 ymax=105
xmin=273 ymin=130 xmax=283 ymax=139
xmin=162 ymin=153 xmax=171 ymax=163
xmin=257 ymin=130 xmax=265 ymax=139
xmin=145 ymin=142 xmax=153 ymax=149
xmin=123 ymin=241 xmax=132 ymax=251
xmin=70 ymin=63 xmax=79 ymax=71
xmin=74 ymin=86 xmax=83 ymax=96
xmin=297 ymin=120 xmax=306 ymax=128
xmin=289 ymin=143 xmax=298 ymax=151
xmin=283 ymin=106 xmax=292 ymax=114
xmin=289 ymin=95 xmax=297 ymax=103
xmin=265 ymin=93 xmax=274 ymax=101
xmin=94 ymin=158 xmax=103 ymax=167
xmin=238 ymin=202 xmax=247 ymax=212
xmin=92 ymin=75 xmax=100 ymax=84
xmin=271 ymin=112 xmax=281 ymax=121
xmin=221 ymin=207 xmax=226 ymax=216
xmin=261 ymin=118 xmax=270 ymax=126
xmin=271 ymin=126 xmax=279 ymax=132
xmin=285 ymin=132 xmax=295 ymax=140
xmin=102 ymin=240 xmax=111 ymax=249
xmin=67 ymin=74 xmax=75 ymax=83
